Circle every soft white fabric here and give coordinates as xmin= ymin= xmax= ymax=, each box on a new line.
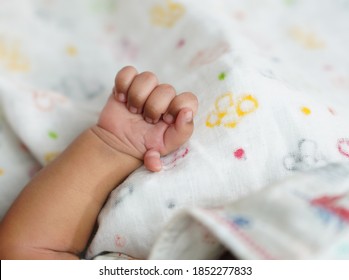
xmin=0 ymin=0 xmax=349 ymax=260
xmin=150 ymin=163 xmax=349 ymax=260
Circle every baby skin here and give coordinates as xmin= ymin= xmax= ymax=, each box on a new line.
xmin=0 ymin=66 xmax=198 ymax=259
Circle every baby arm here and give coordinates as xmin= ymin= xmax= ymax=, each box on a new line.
xmin=0 ymin=66 xmax=198 ymax=259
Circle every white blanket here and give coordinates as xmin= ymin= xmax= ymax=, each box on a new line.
xmin=1 ymin=0 xmax=349 ymax=259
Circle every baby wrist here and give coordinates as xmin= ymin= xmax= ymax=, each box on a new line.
xmin=89 ymin=125 xmax=142 ymax=168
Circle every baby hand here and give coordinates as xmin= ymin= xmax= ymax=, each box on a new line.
xmin=94 ymin=66 xmax=198 ymax=172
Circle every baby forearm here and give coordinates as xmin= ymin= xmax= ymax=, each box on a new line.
xmin=0 ymin=66 xmax=198 ymax=260
xmin=0 ymin=128 xmax=141 ymax=259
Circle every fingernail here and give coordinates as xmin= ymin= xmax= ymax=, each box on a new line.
xmin=118 ymin=93 xmax=126 ymax=102
xmin=185 ymin=111 xmax=193 ymax=123
xmin=163 ymin=114 xmax=174 ymax=124
xmin=145 ymin=117 xmax=153 ymax=124
xmin=154 ymin=162 xmax=162 ymax=172
xmin=130 ymin=106 xmax=138 ymax=114
xmin=147 ymin=151 xmax=162 ymax=171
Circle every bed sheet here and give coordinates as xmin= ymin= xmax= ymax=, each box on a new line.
xmin=0 ymin=0 xmax=349 ymax=259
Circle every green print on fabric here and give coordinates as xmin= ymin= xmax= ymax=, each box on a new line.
xmin=91 ymin=0 xmax=117 ymax=14
xmin=48 ymin=131 xmax=58 ymax=140
xmin=284 ymin=0 xmax=297 ymax=6
xmin=218 ymin=72 xmax=226 ymax=81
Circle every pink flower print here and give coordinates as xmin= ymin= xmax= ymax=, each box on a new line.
xmin=114 ymin=234 xmax=126 ymax=248
xmin=119 ymin=37 xmax=139 ymax=61
xmin=189 ymin=42 xmax=231 ymax=68
xmin=32 ymin=90 xmax=67 ymax=112
xmin=176 ymin=38 xmax=186 ymax=49
xmin=161 ymin=145 xmax=189 ymax=170
xmin=233 ymin=148 xmax=246 ymax=160
xmin=338 ymin=138 xmax=349 ymax=158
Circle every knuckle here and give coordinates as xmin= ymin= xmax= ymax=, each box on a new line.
xmin=181 ymin=91 xmax=198 ymax=106
xmin=129 ymin=92 xmax=144 ymax=107
xmin=115 ymin=76 xmax=129 ymax=91
xmin=172 ymin=93 xmax=186 ymax=106
xmin=158 ymin=84 xmax=175 ymax=94
xmin=139 ymin=71 xmax=158 ymax=83
xmin=192 ymin=94 xmax=199 ymax=106
xmin=182 ymin=91 xmax=196 ymax=99
xmin=121 ymin=65 xmax=137 ymax=73
xmin=115 ymin=66 xmax=137 ymax=83
xmin=169 ymin=92 xmax=198 ymax=113
xmin=145 ymin=105 xmax=159 ymax=119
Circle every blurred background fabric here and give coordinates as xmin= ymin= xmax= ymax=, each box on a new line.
xmin=0 ymin=0 xmax=349 ymax=259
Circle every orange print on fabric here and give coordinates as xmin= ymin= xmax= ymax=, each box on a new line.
xmin=150 ymin=0 xmax=185 ymax=28
xmin=44 ymin=152 xmax=60 ymax=164
xmin=206 ymin=93 xmax=259 ymax=128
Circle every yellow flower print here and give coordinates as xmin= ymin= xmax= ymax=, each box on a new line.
xmin=289 ymin=26 xmax=325 ymax=50
xmin=206 ymin=93 xmax=259 ymax=128
xmin=236 ymin=94 xmax=259 ymax=117
xmin=0 ymin=38 xmax=31 ymax=72
xmin=301 ymin=106 xmax=311 ymax=115
xmin=65 ymin=44 xmax=78 ymax=57
xmin=150 ymin=0 xmax=185 ymax=28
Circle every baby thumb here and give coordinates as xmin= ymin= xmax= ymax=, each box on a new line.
xmin=163 ymin=108 xmax=194 ymax=154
